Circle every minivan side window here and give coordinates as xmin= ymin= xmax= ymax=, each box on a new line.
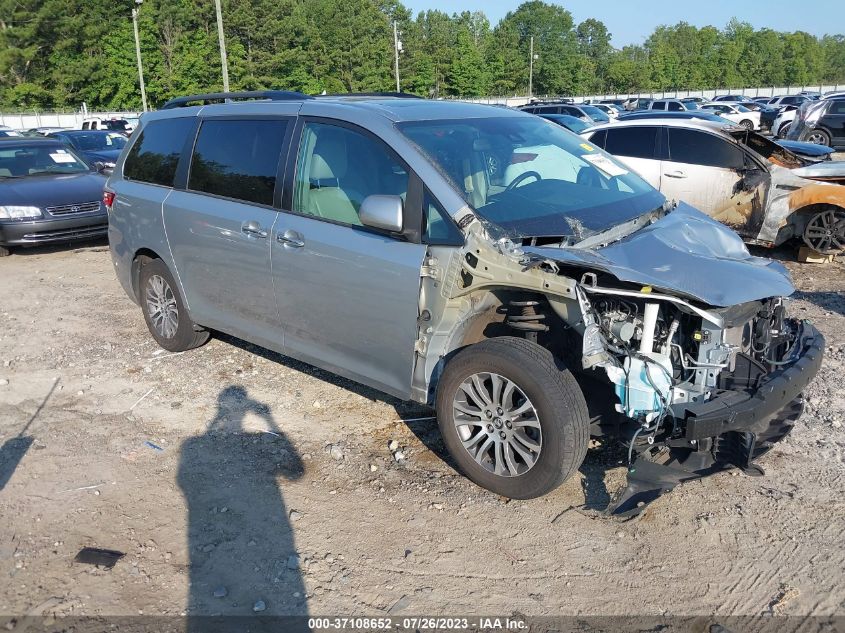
xmin=188 ymin=119 xmax=287 ymax=206
xmin=292 ymin=122 xmax=409 ymax=227
xmin=603 ymin=127 xmax=658 ymax=159
xmin=668 ymin=128 xmax=745 ymax=169
xmin=124 ymin=117 xmax=195 ymax=187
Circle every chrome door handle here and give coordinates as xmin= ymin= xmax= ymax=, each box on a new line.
xmin=277 ymin=231 xmax=304 ymax=248
xmin=664 ymin=170 xmax=687 ymax=179
xmin=241 ymin=221 xmax=268 ymax=238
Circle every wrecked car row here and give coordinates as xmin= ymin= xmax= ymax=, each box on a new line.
xmin=106 ymin=92 xmax=825 ymax=514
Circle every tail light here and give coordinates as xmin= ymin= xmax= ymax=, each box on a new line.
xmin=103 ymin=190 xmax=116 ymax=210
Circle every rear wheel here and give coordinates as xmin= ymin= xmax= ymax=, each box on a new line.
xmin=803 ymin=208 xmax=845 ymax=254
xmin=138 ymin=258 xmax=209 ymax=352
xmin=435 ymin=337 xmax=589 ymax=499
xmin=804 ymin=129 xmax=831 ymax=146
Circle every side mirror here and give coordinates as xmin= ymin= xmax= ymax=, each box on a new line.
xmin=359 ymin=195 xmax=403 ymax=233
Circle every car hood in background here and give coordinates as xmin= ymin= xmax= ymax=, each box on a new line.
xmin=80 ymin=149 xmax=122 ymax=164
xmin=523 ymin=203 xmax=794 ymax=307
xmin=777 ymin=140 xmax=834 ymax=159
xmin=791 ymin=161 xmax=845 ymax=184
xmin=0 ymin=172 xmax=107 ymax=208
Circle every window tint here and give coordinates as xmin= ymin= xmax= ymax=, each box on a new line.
xmin=585 ymin=129 xmax=607 ymax=149
xmin=292 ymin=122 xmax=409 ymax=227
xmin=668 ymin=128 xmax=745 ymax=168
xmin=538 ymin=106 xmax=559 ymax=114
xmin=603 ymin=127 xmax=658 ymax=159
xmin=188 ymin=119 xmax=287 ymax=206
xmin=124 ymin=117 xmax=195 ymax=187
xmin=667 ymin=101 xmax=682 ymax=111
xmin=423 ymin=191 xmax=463 ymax=244
xmin=828 ymin=100 xmax=845 ymax=115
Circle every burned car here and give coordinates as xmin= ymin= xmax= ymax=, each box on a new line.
xmin=583 ymin=118 xmax=845 ymax=254
xmin=107 ymin=93 xmax=823 ymax=512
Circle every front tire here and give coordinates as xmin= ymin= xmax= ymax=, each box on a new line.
xmin=138 ymin=258 xmax=209 ymax=352
xmin=740 ymin=119 xmax=754 ymax=130
xmin=435 ymin=337 xmax=589 ymax=499
xmin=777 ymin=121 xmax=791 ymax=137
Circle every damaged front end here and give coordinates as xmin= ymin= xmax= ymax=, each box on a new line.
xmin=573 ymin=284 xmax=824 ymax=516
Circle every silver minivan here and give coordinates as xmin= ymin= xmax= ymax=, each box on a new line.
xmin=107 ymin=91 xmax=823 ymax=513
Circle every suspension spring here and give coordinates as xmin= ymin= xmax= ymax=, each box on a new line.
xmin=506 ymin=300 xmax=549 ymax=343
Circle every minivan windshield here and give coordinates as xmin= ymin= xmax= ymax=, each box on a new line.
xmin=398 ymin=116 xmax=664 ymax=242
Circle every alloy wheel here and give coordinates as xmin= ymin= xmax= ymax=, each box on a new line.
xmin=803 ymin=209 xmax=845 ymax=253
xmin=145 ymin=274 xmax=179 ymax=339
xmin=806 ymin=131 xmax=829 ymax=145
xmin=452 ymin=372 xmax=542 ymax=477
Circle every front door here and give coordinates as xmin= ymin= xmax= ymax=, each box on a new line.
xmin=164 ymin=117 xmax=290 ymax=348
xmin=662 ymin=127 xmax=770 ymax=239
xmin=271 ymin=120 xmax=427 ymax=399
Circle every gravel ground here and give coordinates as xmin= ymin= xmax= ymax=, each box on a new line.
xmin=0 ymin=238 xmax=843 ymax=621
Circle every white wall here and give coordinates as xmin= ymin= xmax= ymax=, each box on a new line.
xmin=0 ymin=111 xmax=139 ymax=130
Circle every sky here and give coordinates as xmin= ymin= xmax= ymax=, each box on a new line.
xmin=403 ymin=0 xmax=845 ymax=46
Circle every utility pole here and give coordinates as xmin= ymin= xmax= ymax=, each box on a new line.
xmin=393 ymin=21 xmax=401 ymax=92
xmin=131 ymin=1 xmax=148 ymax=112
xmin=214 ymin=0 xmax=230 ymax=92
xmin=528 ymin=35 xmax=536 ymax=99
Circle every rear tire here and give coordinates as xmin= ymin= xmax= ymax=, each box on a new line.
xmin=435 ymin=337 xmax=589 ymax=499
xmin=804 ymin=129 xmax=831 ymax=146
xmin=138 ymin=258 xmax=209 ymax=352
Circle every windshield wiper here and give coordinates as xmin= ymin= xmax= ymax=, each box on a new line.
xmin=571 ymin=204 xmax=669 ymax=250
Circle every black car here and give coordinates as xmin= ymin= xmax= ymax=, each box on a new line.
xmin=0 ymin=138 xmax=108 ymax=256
xmin=520 ymin=102 xmax=610 ymax=123
xmin=787 ymin=97 xmax=845 ymax=149
xmin=47 ymin=130 xmax=129 ymax=169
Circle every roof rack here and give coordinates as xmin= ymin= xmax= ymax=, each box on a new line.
xmin=317 ymin=92 xmax=421 ymax=99
xmin=160 ymin=90 xmax=312 ymax=110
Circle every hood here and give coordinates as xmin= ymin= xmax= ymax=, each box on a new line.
xmin=80 ymin=149 xmax=122 ymax=163
xmin=791 ymin=161 xmax=845 ymax=184
xmin=0 ymin=171 xmax=107 ymax=208
xmin=523 ymin=203 xmax=794 ymax=307
xmin=777 ymin=140 xmax=834 ymax=159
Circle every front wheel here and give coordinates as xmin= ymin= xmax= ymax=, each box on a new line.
xmin=777 ymin=122 xmax=791 ymax=138
xmin=740 ymin=119 xmax=754 ymax=130
xmin=803 ymin=207 xmax=845 ymax=254
xmin=138 ymin=258 xmax=209 ymax=352
xmin=435 ymin=337 xmax=589 ymax=499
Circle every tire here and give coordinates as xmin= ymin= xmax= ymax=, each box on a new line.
xmin=802 ymin=207 xmax=845 ymax=254
xmin=777 ymin=122 xmax=791 ymax=138
xmin=804 ymin=129 xmax=831 ymax=146
xmin=740 ymin=119 xmax=753 ymax=130
xmin=0 ymin=245 xmax=10 ymax=257
xmin=138 ymin=258 xmax=209 ymax=352
xmin=435 ymin=337 xmax=589 ymax=499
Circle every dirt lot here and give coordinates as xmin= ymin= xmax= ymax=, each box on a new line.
xmin=0 ymin=237 xmax=843 ymax=622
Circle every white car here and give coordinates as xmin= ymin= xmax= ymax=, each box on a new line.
xmin=773 ymin=107 xmax=798 ymax=138
xmin=592 ymin=103 xmax=621 ymax=119
xmin=700 ymin=102 xmax=760 ymax=130
xmin=81 ymin=117 xmax=135 ymax=134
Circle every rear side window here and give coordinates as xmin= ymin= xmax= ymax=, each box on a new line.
xmin=828 ymin=100 xmax=845 ymax=115
xmin=603 ymin=127 xmax=658 ymax=159
xmin=537 ymin=106 xmax=559 ymax=114
xmin=188 ymin=119 xmax=288 ymax=206
xmin=124 ymin=117 xmax=194 ymax=187
xmin=668 ymin=129 xmax=745 ymax=169
xmin=667 ymin=101 xmax=682 ymax=111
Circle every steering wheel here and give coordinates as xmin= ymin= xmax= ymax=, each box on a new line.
xmin=506 ymin=170 xmax=542 ymax=191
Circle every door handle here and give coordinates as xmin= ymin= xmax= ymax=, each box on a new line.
xmin=664 ymin=170 xmax=687 ymax=179
xmin=241 ymin=221 xmax=268 ymax=238
xmin=277 ymin=230 xmax=304 ymax=248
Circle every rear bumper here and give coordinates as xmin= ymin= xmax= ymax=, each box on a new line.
xmin=671 ymin=321 xmax=824 ymax=441
xmin=0 ymin=214 xmax=108 ymax=247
